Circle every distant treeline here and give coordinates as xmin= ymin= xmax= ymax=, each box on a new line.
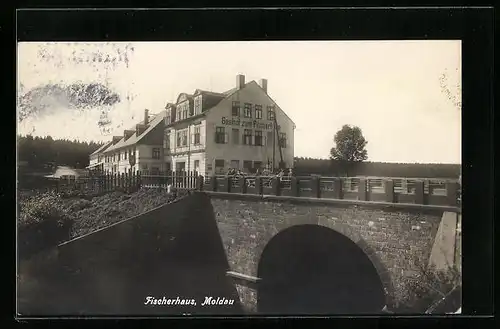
xmin=18 ymin=135 xmax=103 ymax=169
xmin=294 ymin=157 xmax=461 ymax=178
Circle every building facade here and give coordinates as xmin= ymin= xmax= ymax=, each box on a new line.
xmin=89 ymin=109 xmax=167 ymax=175
xmin=164 ymin=74 xmax=295 ymax=176
xmin=89 ymin=74 xmax=295 ymax=177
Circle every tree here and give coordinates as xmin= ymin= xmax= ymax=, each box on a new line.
xmin=330 ymin=125 xmax=368 ymax=176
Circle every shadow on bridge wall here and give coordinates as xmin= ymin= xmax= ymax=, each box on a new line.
xmin=18 ymin=193 xmax=243 ymax=316
xmin=257 ymin=225 xmax=386 ymax=315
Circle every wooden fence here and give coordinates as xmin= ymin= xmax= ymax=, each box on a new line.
xmin=41 ymin=172 xmax=461 ymax=207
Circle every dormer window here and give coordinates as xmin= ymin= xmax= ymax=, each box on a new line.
xmin=177 ymin=101 xmax=189 ymax=120
xmin=194 ymin=95 xmax=202 ymax=115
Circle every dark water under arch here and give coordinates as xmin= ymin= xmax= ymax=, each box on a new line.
xmin=257 ymin=224 xmax=386 ymax=315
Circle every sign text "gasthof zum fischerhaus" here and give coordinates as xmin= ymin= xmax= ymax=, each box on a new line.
xmin=221 ymin=117 xmax=280 ymax=130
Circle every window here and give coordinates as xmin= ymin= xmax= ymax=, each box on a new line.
xmin=152 ymin=148 xmax=161 ymax=159
xmin=215 ymin=127 xmax=228 ymax=144
xmin=177 ymin=131 xmax=182 ymax=147
xmin=194 ymin=160 xmax=200 ymax=172
xmin=215 ymin=159 xmax=225 ymax=173
xmin=181 ymin=130 xmax=188 ymax=146
xmin=117 ymin=152 xmax=121 ymax=161
xmin=124 ymin=151 xmax=127 ymax=160
xmin=165 ymin=133 xmax=171 ymax=150
xmin=243 ymin=129 xmax=253 ymax=145
xmin=232 ymin=101 xmax=240 ymax=117
xmin=244 ymin=103 xmax=252 ymax=118
xmin=194 ymin=96 xmax=202 ymax=115
xmin=267 ymin=106 xmax=275 ymax=120
xmin=255 ymin=130 xmax=263 ymax=146
xmin=176 ymin=162 xmax=186 ymax=171
xmin=193 ymin=126 xmax=201 ymax=145
xmin=279 ymin=132 xmax=287 ymax=148
xmin=165 ymin=115 xmax=171 ymax=125
xmin=230 ymin=160 xmax=240 ymax=169
xmin=182 ymin=106 xmax=188 ymax=119
xmin=254 ymin=161 xmax=262 ymax=169
xmin=243 ymin=161 xmax=252 ymax=172
xmin=176 ymin=109 xmax=182 ymax=121
xmin=232 ymin=128 xmax=239 ymax=144
xmin=255 ymin=105 xmax=263 ymax=119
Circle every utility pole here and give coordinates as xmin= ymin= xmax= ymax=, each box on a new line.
xmin=272 ymin=122 xmax=276 ymax=171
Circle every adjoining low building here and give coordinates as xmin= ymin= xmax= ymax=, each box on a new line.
xmin=87 ymin=141 xmax=113 ymax=173
xmin=89 ymin=109 xmax=167 ymax=175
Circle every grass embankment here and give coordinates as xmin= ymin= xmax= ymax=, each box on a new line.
xmin=18 ymin=188 xmax=187 ymax=258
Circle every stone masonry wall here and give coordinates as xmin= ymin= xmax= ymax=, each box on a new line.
xmin=208 ymin=194 xmax=445 ymax=310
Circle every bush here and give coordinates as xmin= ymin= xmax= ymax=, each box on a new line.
xmin=18 ymin=192 xmax=74 ymax=259
xmin=397 ymin=258 xmax=461 ymax=313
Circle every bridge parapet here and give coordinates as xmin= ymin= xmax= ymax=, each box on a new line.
xmin=199 ymin=175 xmax=460 ymax=207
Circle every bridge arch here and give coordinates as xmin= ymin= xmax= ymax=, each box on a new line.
xmin=256 ymin=223 xmax=394 ymax=314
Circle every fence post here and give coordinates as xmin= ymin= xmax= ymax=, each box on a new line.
xmin=385 ymin=179 xmax=395 ymax=203
xmin=311 ymin=176 xmax=320 ymax=198
xmin=137 ymin=170 xmax=141 ymax=190
xmin=446 ymin=181 xmax=459 ymax=206
xmin=358 ymin=178 xmax=367 ymax=201
xmin=121 ymin=173 xmax=125 ymax=191
xmin=239 ymin=176 xmax=246 ymax=194
xmin=124 ymin=172 xmax=129 ymax=193
xmin=415 ymin=180 xmax=424 ymax=204
xmin=196 ymin=175 xmax=204 ymax=191
xmin=333 ymin=178 xmax=343 ymax=199
xmin=131 ymin=171 xmax=136 ymax=191
xmin=272 ymin=177 xmax=281 ymax=196
xmin=209 ymin=175 xmax=217 ymax=191
xmin=255 ymin=176 xmax=262 ymax=195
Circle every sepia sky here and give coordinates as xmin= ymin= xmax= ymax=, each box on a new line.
xmin=17 ymin=41 xmax=461 ymax=164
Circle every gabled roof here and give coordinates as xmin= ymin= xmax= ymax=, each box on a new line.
xmin=166 ymin=80 xmax=295 ymax=128
xmin=90 ymin=141 xmax=113 ymax=156
xmin=194 ymin=89 xmax=226 ymax=97
xmin=103 ymin=111 xmax=166 ymax=153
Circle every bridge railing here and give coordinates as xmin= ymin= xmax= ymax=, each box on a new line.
xmin=200 ymin=175 xmax=461 ymax=207
xmin=41 ymin=172 xmax=460 ymax=206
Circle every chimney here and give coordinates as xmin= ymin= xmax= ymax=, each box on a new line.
xmin=144 ymin=109 xmax=149 ymax=125
xmin=236 ymin=74 xmax=245 ymax=90
xmin=259 ymin=78 xmax=268 ymax=93
xmin=124 ymin=129 xmax=134 ymax=140
xmin=136 ymin=124 xmax=147 ymax=136
xmin=112 ymin=136 xmax=122 ymax=144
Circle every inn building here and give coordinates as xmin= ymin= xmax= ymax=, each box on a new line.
xmin=164 ymin=74 xmax=295 ymax=176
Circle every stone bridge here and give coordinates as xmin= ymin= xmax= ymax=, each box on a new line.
xmin=205 ymin=191 xmax=461 ymax=314
xmin=18 ymin=191 xmax=461 ymax=316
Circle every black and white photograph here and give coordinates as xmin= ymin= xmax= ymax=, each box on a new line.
xmin=17 ymin=40 xmax=462 ymax=316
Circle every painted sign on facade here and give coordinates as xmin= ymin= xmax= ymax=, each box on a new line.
xmin=221 ymin=117 xmax=280 ymax=130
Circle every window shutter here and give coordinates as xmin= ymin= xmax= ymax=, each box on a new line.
xmin=224 ymin=133 xmax=229 ymax=144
